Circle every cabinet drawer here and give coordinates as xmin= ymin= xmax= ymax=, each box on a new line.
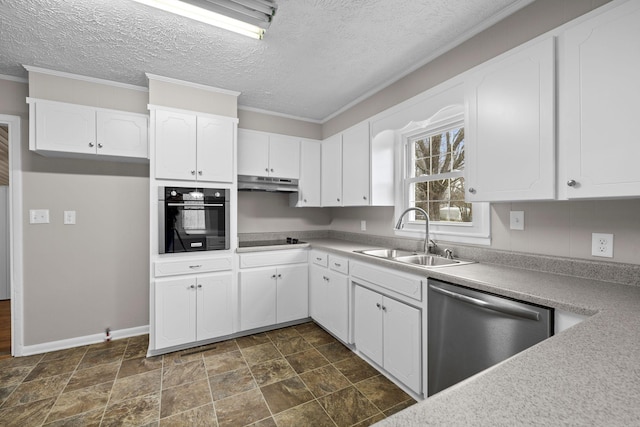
xmin=239 ymin=250 xmax=308 ymax=268
xmin=155 ymin=257 xmax=233 ymax=277
xmin=310 ymin=251 xmax=328 ymax=267
xmin=329 ymin=255 xmax=349 ymax=275
xmin=350 ymin=262 xmax=422 ymax=301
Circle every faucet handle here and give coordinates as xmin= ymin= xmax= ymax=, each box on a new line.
xmin=444 ymin=248 xmax=454 ymax=259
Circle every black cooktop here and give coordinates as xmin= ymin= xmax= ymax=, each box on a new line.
xmin=238 ymin=238 xmax=306 ymax=248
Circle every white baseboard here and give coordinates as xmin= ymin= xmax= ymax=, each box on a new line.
xmin=18 ymin=325 xmax=149 ymax=357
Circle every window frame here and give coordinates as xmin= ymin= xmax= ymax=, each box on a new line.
xmin=394 ymin=108 xmax=491 ymax=245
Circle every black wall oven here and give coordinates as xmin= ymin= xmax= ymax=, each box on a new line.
xmin=159 ymin=187 xmax=230 ymax=254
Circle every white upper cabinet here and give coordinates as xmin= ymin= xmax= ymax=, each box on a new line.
xmin=342 ymin=122 xmax=370 ymax=206
xmin=155 ymin=109 xmax=235 ymax=183
xmin=30 ymin=99 xmax=148 ymax=161
xmin=559 ymin=0 xmax=640 ymax=199
xmin=465 ymin=35 xmax=556 ymax=202
xmin=322 ymin=121 xmax=394 ymax=207
xmin=237 ymin=129 xmax=300 ymax=179
xmin=291 ymin=139 xmax=321 ymax=207
xmin=321 ymin=133 xmax=343 ymax=206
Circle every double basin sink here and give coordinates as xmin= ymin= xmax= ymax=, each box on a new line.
xmin=354 ymin=248 xmax=475 ymax=268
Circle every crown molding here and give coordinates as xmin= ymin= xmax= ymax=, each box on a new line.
xmin=22 ymin=65 xmax=149 ymax=92
xmin=0 ymin=74 xmax=28 ymax=84
xmin=145 ymin=73 xmax=241 ymax=97
xmin=238 ymin=105 xmax=322 ymax=124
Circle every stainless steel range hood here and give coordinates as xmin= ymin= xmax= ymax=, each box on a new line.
xmin=237 ymin=175 xmax=299 ymax=193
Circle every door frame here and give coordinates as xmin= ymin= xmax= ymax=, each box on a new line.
xmin=0 ymin=114 xmax=23 ymax=356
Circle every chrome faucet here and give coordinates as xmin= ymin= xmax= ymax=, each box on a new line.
xmin=395 ymin=207 xmax=434 ymax=254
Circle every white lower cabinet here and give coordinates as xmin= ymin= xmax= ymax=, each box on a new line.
xmin=354 ymin=285 xmax=422 ymax=394
xmin=239 ymin=264 xmax=308 ymax=331
xmin=155 ymin=272 xmax=233 ymax=350
xmin=309 ymin=257 xmax=349 ymax=343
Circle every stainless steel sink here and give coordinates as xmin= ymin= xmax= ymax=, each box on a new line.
xmin=354 ymin=249 xmax=416 ymax=259
xmin=354 ymin=248 xmax=475 ymax=268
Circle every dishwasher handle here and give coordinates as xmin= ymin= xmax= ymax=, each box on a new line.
xmin=428 ymin=284 xmax=540 ymax=321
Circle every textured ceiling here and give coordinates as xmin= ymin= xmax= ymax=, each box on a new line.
xmin=0 ymin=0 xmax=531 ymax=121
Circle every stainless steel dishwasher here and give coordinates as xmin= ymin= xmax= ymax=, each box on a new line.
xmin=428 ymin=279 xmax=553 ymax=396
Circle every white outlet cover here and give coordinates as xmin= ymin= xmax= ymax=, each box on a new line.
xmin=29 ymin=209 xmax=50 ymax=224
xmin=591 ymin=233 xmax=613 ymax=258
xmin=64 ymin=210 xmax=76 ymax=225
xmin=510 ymin=211 xmax=525 ymax=230
xmin=360 ymin=220 xmax=366 ymax=231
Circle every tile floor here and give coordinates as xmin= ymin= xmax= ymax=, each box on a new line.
xmin=0 ymin=322 xmax=416 ymax=426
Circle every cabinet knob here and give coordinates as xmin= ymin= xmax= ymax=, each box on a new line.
xmin=382 ymin=306 xmax=387 ymax=312
xmin=468 ymin=188 xmax=476 ymax=194
xmin=270 ymin=168 xmax=274 ymax=172
xmin=567 ymin=179 xmax=577 ymax=187
xmin=337 ymin=198 xmax=340 ymax=202
xmin=89 ymin=142 xmax=94 ymax=147
xmin=97 ymin=143 xmax=103 ymax=149
xmin=271 ymin=274 xmax=277 ymax=279
xmin=303 ymin=199 xmax=307 ymax=203
xmin=188 ymin=284 xmax=195 ymax=289
xmin=363 ymin=196 xmax=367 ymax=200
xmin=198 ymin=171 xmax=203 ymax=176
xmin=376 ymin=303 xmax=381 ymax=309
xmin=277 ymin=274 xmax=282 ymax=278
xmin=191 ymin=170 xmax=196 ymax=175
xmin=265 ymin=168 xmax=269 ymax=172
xmin=197 ymin=284 xmax=202 ymax=288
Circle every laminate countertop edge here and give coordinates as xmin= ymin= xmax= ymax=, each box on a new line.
xmin=304 ymin=238 xmax=640 ymax=426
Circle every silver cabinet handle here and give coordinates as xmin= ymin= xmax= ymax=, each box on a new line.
xmin=376 ymin=303 xmax=381 ymax=309
xmin=468 ymin=188 xmax=476 ymax=194
xmin=334 ymin=263 xmax=341 ymax=267
xmin=189 ymin=265 xmax=202 ymax=269
xmin=270 ymin=168 xmax=274 ymax=172
xmin=277 ymin=274 xmax=282 ymax=278
xmin=271 ymin=274 xmax=277 ymax=279
xmin=337 ymin=198 xmax=340 ymax=202
xmin=188 ymin=284 xmax=195 ymax=289
xmin=197 ymin=284 xmax=202 ymax=288
xmin=191 ymin=170 xmax=196 ymax=175
xmin=316 ymin=257 xmax=322 ymax=261
xmin=303 ymin=199 xmax=308 ymax=203
xmin=567 ymin=179 xmax=577 ymax=187
xmin=198 ymin=171 xmax=203 ymax=176
xmin=382 ymin=306 xmax=387 ymax=312
xmin=265 ymin=168 xmax=269 ymax=172
xmin=97 ymin=143 xmax=103 ymax=148
xmin=89 ymin=142 xmax=94 ymax=147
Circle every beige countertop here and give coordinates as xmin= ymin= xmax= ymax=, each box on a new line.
xmin=304 ymin=238 xmax=640 ymax=426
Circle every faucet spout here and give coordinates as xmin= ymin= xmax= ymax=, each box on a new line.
xmin=395 ymin=207 xmax=432 ymax=254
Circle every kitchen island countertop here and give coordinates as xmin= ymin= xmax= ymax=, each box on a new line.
xmin=305 ymin=238 xmax=640 ymax=426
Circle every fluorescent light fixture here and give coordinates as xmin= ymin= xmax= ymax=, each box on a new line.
xmin=132 ymin=0 xmax=277 ymax=39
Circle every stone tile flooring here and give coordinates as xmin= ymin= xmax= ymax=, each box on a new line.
xmin=0 ymin=322 xmax=416 ymax=426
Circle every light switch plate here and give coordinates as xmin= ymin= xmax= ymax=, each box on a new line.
xmin=64 ymin=210 xmax=76 ymax=225
xmin=29 ymin=209 xmax=50 ymax=224
xmin=510 ymin=211 xmax=525 ymax=230
xmin=360 ymin=220 xmax=366 ymax=231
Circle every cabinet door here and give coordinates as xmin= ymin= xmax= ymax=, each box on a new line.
xmin=325 ymin=270 xmax=349 ymax=343
xmin=239 ymin=269 xmax=277 ymax=331
xmin=155 ymin=277 xmax=197 ymax=349
xmin=155 ymin=110 xmax=197 ymax=180
xmin=197 ymin=116 xmax=234 ymax=183
xmin=309 ymin=264 xmax=327 ymax=325
xmin=297 ymin=140 xmax=321 ymax=207
xmin=96 ymin=110 xmax=148 ymax=159
xmin=35 ymin=102 xmax=96 ymax=154
xmin=269 ymin=135 xmax=300 ymax=179
xmin=196 ymin=273 xmax=234 ymax=341
xmin=561 ymin=1 xmax=640 ymax=198
xmin=342 ymin=122 xmax=370 ymax=206
xmin=237 ymin=130 xmax=270 ymax=177
xmin=321 ymin=134 xmax=343 ymax=206
xmin=354 ymin=285 xmax=383 ymax=366
xmin=383 ymin=297 xmax=421 ymax=393
xmin=276 ymin=264 xmax=309 ymax=323
xmin=466 ymin=36 xmax=555 ymax=201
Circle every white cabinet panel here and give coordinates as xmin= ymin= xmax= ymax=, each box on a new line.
xmin=321 ymin=134 xmax=343 ymax=206
xmin=383 ymin=296 xmax=421 ymax=393
xmin=237 ymin=130 xmax=270 ymax=176
xmin=294 ymin=140 xmax=321 ymax=207
xmin=561 ymin=0 xmax=640 ymax=198
xmin=196 ymin=273 xmax=234 ymax=341
xmin=155 ymin=277 xmax=197 ymax=349
xmin=354 ymin=285 xmax=383 ymax=366
xmin=155 ymin=110 xmax=198 ymax=181
xmin=197 ymin=116 xmax=234 ymax=183
xmin=34 ymin=101 xmax=96 ymax=154
xmin=269 ymin=135 xmax=300 ymax=179
xmin=239 ymin=269 xmax=277 ymax=330
xmin=466 ymin=36 xmax=555 ymax=201
xmin=96 ymin=110 xmax=148 ymax=158
xmin=276 ymin=264 xmax=309 ymax=323
xmin=309 ymin=262 xmax=349 ymax=343
xmin=342 ymin=122 xmax=370 ymax=206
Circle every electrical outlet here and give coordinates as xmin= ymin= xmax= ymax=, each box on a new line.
xmin=591 ymin=233 xmax=613 ymax=258
xmin=510 ymin=211 xmax=525 ymax=230
xmin=29 ymin=209 xmax=50 ymax=224
xmin=64 ymin=210 xmax=76 ymax=225
xmin=360 ymin=220 xmax=366 ymax=231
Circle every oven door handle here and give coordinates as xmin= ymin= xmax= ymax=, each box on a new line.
xmin=167 ymin=203 xmax=224 ymax=207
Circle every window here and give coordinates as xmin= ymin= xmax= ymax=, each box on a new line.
xmin=406 ymin=123 xmax=472 ymax=224
xmin=395 ymin=109 xmax=490 ymax=245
